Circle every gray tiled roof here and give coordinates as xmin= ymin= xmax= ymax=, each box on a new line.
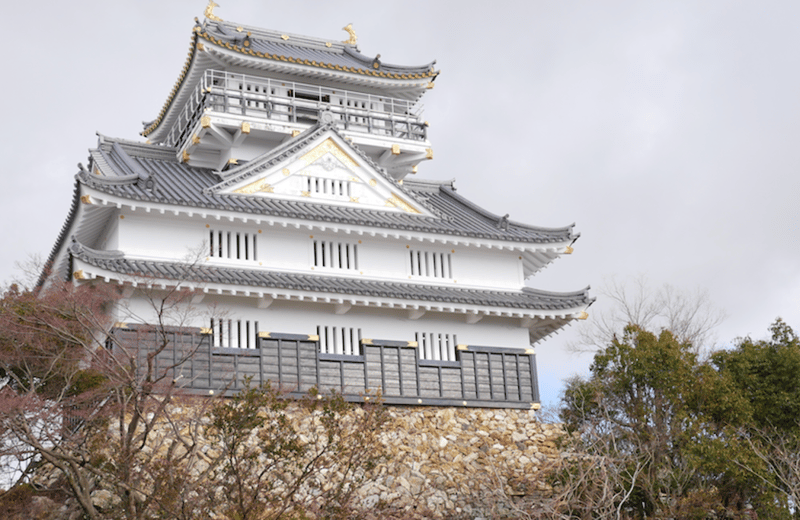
xmin=84 ymin=135 xmax=576 ymax=244
xmin=70 ymin=241 xmax=591 ymax=312
xmin=206 ymin=21 xmax=436 ymax=76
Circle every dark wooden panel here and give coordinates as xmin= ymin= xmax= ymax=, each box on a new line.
xmin=111 ymin=327 xmax=542 ymax=409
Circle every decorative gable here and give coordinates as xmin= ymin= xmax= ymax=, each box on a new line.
xmin=213 ymin=129 xmax=433 ymax=216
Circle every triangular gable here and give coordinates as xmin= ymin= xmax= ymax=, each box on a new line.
xmin=211 ymin=128 xmax=433 ymax=216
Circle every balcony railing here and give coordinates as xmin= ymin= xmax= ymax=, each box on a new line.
xmin=165 ymin=70 xmax=427 ymax=147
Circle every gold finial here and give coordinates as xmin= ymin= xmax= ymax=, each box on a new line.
xmin=577 ymin=311 xmax=589 ymax=320
xmin=565 ymin=245 xmax=574 ymax=254
xmin=342 ymin=24 xmax=357 ymax=45
xmin=204 ymin=1 xmax=222 ymax=22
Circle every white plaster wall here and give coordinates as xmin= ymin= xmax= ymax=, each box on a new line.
xmin=101 ymin=219 xmax=119 ymax=251
xmin=118 ymin=293 xmax=532 ymax=350
xmin=117 ymin=213 xmax=207 ymax=261
xmin=116 ymin=214 xmax=526 ymax=290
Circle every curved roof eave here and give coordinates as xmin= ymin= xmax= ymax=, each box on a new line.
xmin=437 ymin=185 xmax=577 ymax=238
xmin=37 ymin=176 xmax=83 ymax=289
xmin=71 ymin=242 xmax=594 ymax=312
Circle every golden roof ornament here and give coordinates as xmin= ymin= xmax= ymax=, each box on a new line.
xmin=204 ymin=0 xmax=222 ymax=22
xmin=342 ymin=24 xmax=357 ymax=45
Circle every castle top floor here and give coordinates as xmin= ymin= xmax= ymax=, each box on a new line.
xmin=141 ymin=6 xmax=439 ymax=177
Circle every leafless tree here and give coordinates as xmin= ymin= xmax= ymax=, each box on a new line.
xmin=572 ymin=275 xmax=726 ymax=356
xmin=736 ymin=425 xmax=800 ymax=515
xmin=0 ymin=267 xmax=222 ymax=520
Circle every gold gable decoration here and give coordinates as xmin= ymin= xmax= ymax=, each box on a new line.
xmin=385 ymin=193 xmax=420 ymax=214
xmin=300 ymin=138 xmax=359 ymax=171
xmin=234 ymin=178 xmax=274 ymax=194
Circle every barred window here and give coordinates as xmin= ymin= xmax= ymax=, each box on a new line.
xmin=317 ymin=325 xmax=362 ymax=356
xmin=409 ymin=250 xmax=452 ymax=279
xmin=312 ymin=240 xmax=358 ymax=270
xmin=416 ymin=332 xmax=457 ymax=362
xmin=210 ymin=318 xmax=258 ymax=349
xmin=304 ymin=176 xmax=352 ymax=197
xmin=209 ymin=230 xmax=258 ymax=261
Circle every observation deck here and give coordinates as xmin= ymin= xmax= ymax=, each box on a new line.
xmin=170 ymin=70 xmax=431 ymax=175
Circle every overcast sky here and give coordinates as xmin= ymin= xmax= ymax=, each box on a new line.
xmin=2 ymin=1 xmax=799 ymax=409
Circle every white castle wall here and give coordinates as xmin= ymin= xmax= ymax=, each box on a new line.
xmin=116 ymin=212 xmax=526 ymax=290
xmin=118 ymin=294 xmax=532 ymax=350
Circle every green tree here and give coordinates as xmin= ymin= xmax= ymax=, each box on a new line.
xmin=712 ymin=319 xmax=800 ymax=517
xmin=559 ymin=325 xmax=760 ymax=518
xmin=713 ymin=319 xmax=800 ymax=433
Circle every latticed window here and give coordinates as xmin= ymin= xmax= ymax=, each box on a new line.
xmin=317 ymin=325 xmax=362 ymax=356
xmin=312 ymin=239 xmax=358 ymax=270
xmin=209 ymin=230 xmax=258 ymax=261
xmin=210 ymin=318 xmax=258 ymax=349
xmin=409 ymin=250 xmax=453 ymax=279
xmin=304 ymin=176 xmax=352 ymax=197
xmin=416 ymin=332 xmax=457 ymax=362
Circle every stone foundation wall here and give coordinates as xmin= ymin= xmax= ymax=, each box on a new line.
xmin=25 ymin=405 xmax=565 ymax=520
xmin=365 ymin=406 xmax=564 ymax=518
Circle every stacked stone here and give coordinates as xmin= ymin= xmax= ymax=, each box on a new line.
xmin=24 ymin=405 xmax=565 ymax=519
xmin=359 ymin=407 xmax=564 ymax=517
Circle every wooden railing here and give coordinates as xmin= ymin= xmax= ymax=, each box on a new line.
xmin=166 ymin=69 xmax=428 ymax=147
xmin=111 ymin=325 xmax=539 ymax=409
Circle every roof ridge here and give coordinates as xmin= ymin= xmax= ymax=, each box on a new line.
xmin=68 ymin=238 xmax=125 ymax=260
xmin=210 ymin=20 xmax=348 ymax=52
xmin=97 ymin=134 xmax=178 ymax=161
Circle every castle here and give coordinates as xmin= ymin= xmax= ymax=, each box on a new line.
xmin=42 ymin=3 xmax=591 ymax=409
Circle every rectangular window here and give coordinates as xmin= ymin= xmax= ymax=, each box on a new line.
xmin=210 ymin=318 xmax=258 ymax=349
xmin=317 ymin=325 xmax=361 ymax=356
xmin=303 ymin=176 xmax=352 ymax=198
xmin=416 ymin=332 xmax=457 ymax=362
xmin=312 ymin=239 xmax=358 ymax=270
xmin=209 ymin=230 xmax=258 ymax=261
xmin=409 ymin=250 xmax=453 ymax=279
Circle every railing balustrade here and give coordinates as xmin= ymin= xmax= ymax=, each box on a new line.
xmin=165 ymin=70 xmax=427 ymax=147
